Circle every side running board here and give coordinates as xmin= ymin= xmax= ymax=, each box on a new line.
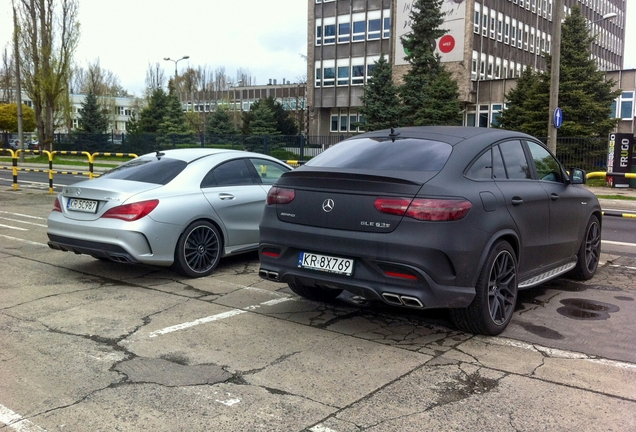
xmin=518 ymin=262 xmax=577 ymax=289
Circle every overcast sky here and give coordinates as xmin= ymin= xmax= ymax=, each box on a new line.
xmin=0 ymin=0 xmax=634 ymax=97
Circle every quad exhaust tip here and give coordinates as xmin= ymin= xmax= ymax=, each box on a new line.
xmin=382 ymin=293 xmax=424 ymax=308
xmin=259 ymin=269 xmax=280 ymax=281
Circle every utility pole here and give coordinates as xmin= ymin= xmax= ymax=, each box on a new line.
xmin=13 ymin=3 xmax=24 ymax=163
xmin=547 ymin=0 xmax=563 ymax=154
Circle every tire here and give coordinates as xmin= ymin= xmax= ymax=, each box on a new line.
xmin=288 ymin=281 xmax=342 ymax=302
xmin=173 ymin=220 xmax=222 ymax=278
xmin=450 ymin=240 xmax=518 ymax=335
xmin=568 ymin=215 xmax=601 ymax=280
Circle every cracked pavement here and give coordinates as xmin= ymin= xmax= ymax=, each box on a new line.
xmin=0 ymin=191 xmax=635 ymax=431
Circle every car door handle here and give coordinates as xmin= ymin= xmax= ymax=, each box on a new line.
xmin=219 ymin=193 xmax=235 ymax=200
xmin=511 ymin=198 xmax=523 ymax=206
xmin=550 ymin=193 xmax=560 ymax=201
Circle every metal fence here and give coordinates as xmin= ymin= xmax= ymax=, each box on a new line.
xmin=2 ymin=132 xmax=624 ymax=171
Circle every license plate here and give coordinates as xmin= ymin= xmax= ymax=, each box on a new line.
xmin=67 ymin=198 xmax=98 ymax=213
xmin=299 ymin=252 xmax=354 ymax=276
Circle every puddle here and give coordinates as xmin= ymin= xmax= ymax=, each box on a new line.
xmin=557 ymin=298 xmax=620 ymax=320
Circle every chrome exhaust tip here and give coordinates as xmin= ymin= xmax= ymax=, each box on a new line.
xmin=382 ymin=292 xmax=403 ymax=306
xmin=400 ymin=295 xmax=424 ymax=308
xmin=258 ymin=269 xmax=280 ymax=281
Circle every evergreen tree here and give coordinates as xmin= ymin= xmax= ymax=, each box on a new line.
xmin=399 ymin=0 xmax=462 ymax=126
xmin=158 ymin=84 xmax=191 ymax=137
xmin=77 ymin=91 xmax=109 ymax=134
xmin=356 ymin=55 xmax=402 ymax=131
xmin=498 ymin=5 xmax=619 ymax=138
xmin=557 ymin=5 xmax=620 ymax=137
xmin=137 ymin=88 xmax=169 ymax=133
xmin=495 ymin=66 xmax=543 ymax=132
xmin=249 ymin=103 xmax=280 ymax=135
xmin=206 ymin=106 xmax=238 ymax=135
xmin=242 ymin=97 xmax=298 ymax=135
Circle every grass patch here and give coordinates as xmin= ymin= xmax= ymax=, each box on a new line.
xmin=596 ymin=195 xmax=636 ymax=200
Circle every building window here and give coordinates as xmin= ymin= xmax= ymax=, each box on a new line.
xmin=352 ymin=13 xmax=365 ymax=41
xmin=497 ymin=12 xmax=503 ymax=42
xmin=504 ymin=16 xmax=510 ymax=44
xmin=471 ymin=50 xmax=478 ymax=80
xmin=323 ymin=65 xmax=335 ymax=87
xmin=338 ymin=17 xmax=351 ymax=43
xmin=618 ymin=92 xmax=634 ymax=119
xmin=474 ymin=3 xmax=481 ymax=34
xmin=315 ymin=62 xmax=322 ymax=87
xmin=366 ymin=56 xmax=379 ymax=83
xmin=490 ymin=9 xmax=496 ymax=39
xmin=367 ymin=10 xmax=382 ymax=40
xmin=331 ymin=115 xmax=339 ymax=132
xmin=482 ymin=6 xmax=488 ymax=36
xmin=383 ymin=10 xmax=391 ymax=39
xmin=352 ymin=59 xmax=365 ymax=85
xmin=491 ymin=104 xmax=503 ymax=126
xmin=479 ymin=105 xmax=489 ymax=127
xmin=511 ymin=19 xmax=517 ymax=46
xmin=337 ymin=64 xmax=349 ymax=86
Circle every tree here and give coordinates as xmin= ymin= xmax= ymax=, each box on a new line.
xmin=0 ymin=103 xmax=37 ymax=132
xmin=16 ymin=0 xmax=80 ymax=150
xmin=137 ymin=87 xmax=169 ymax=133
xmin=157 ymin=83 xmax=191 ymax=138
xmin=494 ymin=66 xmax=543 ymax=132
xmin=356 ymin=55 xmax=402 ymax=131
xmin=206 ymin=106 xmax=237 ymax=135
xmin=77 ymin=91 xmax=109 ymax=134
xmin=248 ymin=102 xmax=279 ymax=136
xmin=556 ymin=5 xmax=620 ymax=137
xmin=242 ymin=97 xmax=298 ymax=135
xmin=70 ymin=59 xmax=129 ymax=97
xmin=498 ymin=5 xmax=620 ymax=138
xmin=399 ymin=0 xmax=462 ymax=126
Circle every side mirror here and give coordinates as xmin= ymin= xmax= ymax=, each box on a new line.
xmin=569 ymin=168 xmax=587 ymax=185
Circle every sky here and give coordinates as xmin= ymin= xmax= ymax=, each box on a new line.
xmin=0 ymin=0 xmax=634 ymax=97
xmin=0 ymin=0 xmax=309 ymax=96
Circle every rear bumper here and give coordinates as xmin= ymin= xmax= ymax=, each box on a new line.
xmin=48 ymin=234 xmax=139 ymax=263
xmin=258 ymin=242 xmax=476 ymax=310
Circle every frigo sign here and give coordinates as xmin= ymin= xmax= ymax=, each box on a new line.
xmin=607 ymin=134 xmax=634 ymax=187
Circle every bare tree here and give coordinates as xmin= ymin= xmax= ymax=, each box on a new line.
xmin=16 ymin=0 xmax=80 ymax=150
xmin=69 ymin=59 xmax=128 ymax=97
xmin=1 ymin=48 xmax=15 ymax=103
xmin=214 ymin=67 xmax=230 ymax=91
xmin=145 ymin=62 xmax=166 ymax=96
xmin=236 ymin=68 xmax=254 ymax=87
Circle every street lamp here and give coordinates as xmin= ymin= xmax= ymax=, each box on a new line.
xmin=163 ymin=55 xmax=190 ymax=86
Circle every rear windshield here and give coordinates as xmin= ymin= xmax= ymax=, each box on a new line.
xmin=305 ymin=137 xmax=452 ymax=171
xmin=101 ymin=157 xmax=187 ymax=185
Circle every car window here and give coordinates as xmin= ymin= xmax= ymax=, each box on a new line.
xmin=492 ymin=145 xmax=507 ymax=179
xmin=466 ymin=149 xmax=492 ymax=179
xmin=527 ymin=141 xmax=563 ymax=183
xmin=102 ymin=157 xmax=187 ymax=185
xmin=305 ymin=137 xmax=452 ymax=171
xmin=498 ymin=140 xmax=531 ymax=180
xmin=249 ymin=158 xmax=290 ymax=185
xmin=201 ymin=159 xmax=255 ymax=188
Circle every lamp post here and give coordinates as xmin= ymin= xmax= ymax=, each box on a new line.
xmin=163 ymin=55 xmax=189 ymax=88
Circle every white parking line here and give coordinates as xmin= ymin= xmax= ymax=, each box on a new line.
xmin=0 ymin=404 xmax=48 ymax=431
xmin=0 ymin=217 xmax=47 ymax=228
xmin=0 ymin=234 xmax=48 ymax=247
xmin=0 ymin=211 xmax=47 ymax=221
xmin=602 ymin=240 xmax=636 ymax=247
xmin=148 ymin=297 xmax=293 ymax=338
xmin=0 ymin=224 xmax=27 ymax=231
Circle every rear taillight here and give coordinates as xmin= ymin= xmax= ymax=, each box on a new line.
xmin=267 ymin=187 xmax=295 ymax=205
xmin=52 ymin=198 xmax=62 ymax=212
xmin=374 ymin=198 xmax=471 ymax=221
xmin=101 ymin=199 xmax=159 ymax=221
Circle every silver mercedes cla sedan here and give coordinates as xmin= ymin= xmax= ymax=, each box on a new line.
xmin=48 ymin=148 xmax=291 ymax=277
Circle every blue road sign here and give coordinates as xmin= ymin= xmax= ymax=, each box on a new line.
xmin=554 ymin=107 xmax=563 ymax=128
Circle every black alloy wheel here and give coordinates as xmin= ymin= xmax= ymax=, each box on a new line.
xmin=450 ymin=240 xmax=518 ymax=335
xmin=569 ymin=215 xmax=601 ymax=280
xmin=174 ymin=220 xmax=222 ymax=277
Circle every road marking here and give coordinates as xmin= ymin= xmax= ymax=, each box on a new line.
xmin=0 ymin=211 xmax=47 ymax=221
xmin=147 ymin=297 xmax=293 ymax=338
xmin=0 ymin=404 xmax=48 ymax=431
xmin=310 ymin=426 xmax=339 ymax=432
xmin=0 ymin=224 xmax=27 ymax=231
xmin=0 ymin=217 xmax=47 ymax=228
xmin=0 ymin=234 xmax=48 ymax=247
xmin=602 ymin=240 xmax=636 ymax=247
xmin=481 ymin=336 xmax=636 ymax=370
xmin=215 ymin=398 xmax=241 ymax=407
xmin=609 ymin=264 xmax=636 ymax=271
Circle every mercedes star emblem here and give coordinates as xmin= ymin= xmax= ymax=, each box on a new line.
xmin=322 ymin=199 xmax=335 ymax=213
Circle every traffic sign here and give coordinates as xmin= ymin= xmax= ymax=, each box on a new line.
xmin=553 ymin=107 xmax=563 ymax=128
